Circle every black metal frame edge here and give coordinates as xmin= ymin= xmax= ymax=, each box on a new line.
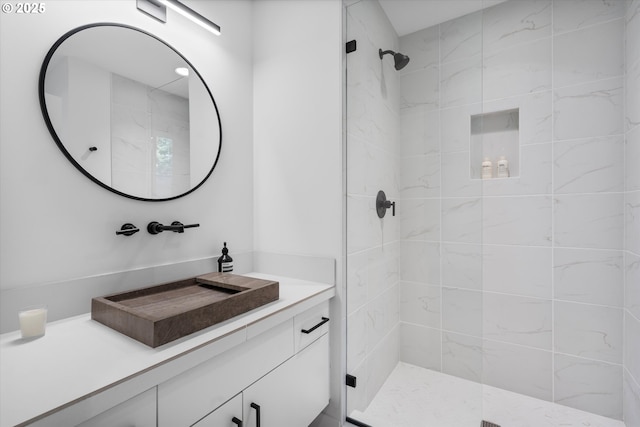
xmin=345 ymin=416 xmax=373 ymax=427
xmin=38 ymin=22 xmax=223 ymax=202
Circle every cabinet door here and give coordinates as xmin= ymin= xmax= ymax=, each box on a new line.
xmin=243 ymin=333 xmax=329 ymax=427
xmin=193 ymin=393 xmax=243 ymax=427
xmin=77 ymin=388 xmax=156 ymax=427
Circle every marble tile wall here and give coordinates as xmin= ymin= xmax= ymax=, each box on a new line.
xmin=397 ymin=0 xmax=629 ymax=420
xmin=345 ymin=0 xmax=401 ymax=415
xmin=625 ymin=1 xmax=640 ymax=426
xmin=111 ymin=74 xmax=190 ymax=199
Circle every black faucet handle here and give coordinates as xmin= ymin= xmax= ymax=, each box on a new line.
xmin=148 ymin=221 xmax=200 ymax=234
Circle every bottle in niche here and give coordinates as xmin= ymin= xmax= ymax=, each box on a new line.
xmin=482 ymin=157 xmax=493 ymax=179
xmin=218 ymin=242 xmax=233 ymax=273
xmin=497 ymin=156 xmax=510 ymax=178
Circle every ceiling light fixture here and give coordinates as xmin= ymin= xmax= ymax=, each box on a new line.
xmin=137 ymin=0 xmax=221 ymax=36
xmin=175 ymin=67 xmax=189 ymax=77
xmin=159 ymin=0 xmax=221 ymax=36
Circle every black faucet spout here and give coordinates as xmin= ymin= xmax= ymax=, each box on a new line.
xmin=147 ymin=221 xmax=200 ymax=235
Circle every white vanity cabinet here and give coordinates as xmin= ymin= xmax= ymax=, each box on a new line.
xmin=192 ymin=393 xmax=243 ymax=427
xmin=243 ymin=334 xmax=329 ymax=427
xmin=76 ymin=387 xmax=157 ymax=427
xmin=159 ymin=300 xmax=330 ymax=427
xmin=194 ymin=334 xmax=329 ymax=427
xmin=0 ymin=276 xmax=334 ymax=427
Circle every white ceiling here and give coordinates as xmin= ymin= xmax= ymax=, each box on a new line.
xmin=378 ymin=0 xmax=509 ymax=37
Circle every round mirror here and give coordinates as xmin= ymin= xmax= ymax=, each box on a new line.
xmin=39 ymin=23 xmax=222 ymax=201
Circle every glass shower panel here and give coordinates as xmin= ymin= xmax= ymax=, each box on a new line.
xmin=345 ymin=0 xmax=484 ymax=425
xmin=346 ymin=0 xmax=630 ymax=426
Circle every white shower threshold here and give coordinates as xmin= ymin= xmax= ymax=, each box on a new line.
xmin=351 ymin=362 xmax=626 ymax=427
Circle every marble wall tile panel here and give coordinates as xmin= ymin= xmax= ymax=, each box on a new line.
xmin=625 ymin=314 xmax=640 ymax=390
xmin=399 ymin=282 xmax=441 ymax=328
xmin=483 ymin=244 xmax=552 ymax=298
xmin=628 ymin=191 xmax=640 ymax=255
xmin=366 ymin=326 xmax=400 ymax=405
xmin=441 ymin=243 xmax=482 ymax=290
xmin=441 ymin=332 xmax=483 ymax=382
xmin=439 ymin=11 xmax=482 ymax=64
xmin=400 ymin=198 xmax=440 ymax=242
xmin=441 ymin=151 xmax=482 ymax=197
xmin=440 ymin=56 xmax=482 ymax=108
xmin=400 ymin=323 xmax=441 ymax=370
xmin=555 ymin=301 xmax=623 ymax=363
xmin=554 ymin=248 xmax=624 ymax=307
xmin=399 ymin=154 xmax=440 ymax=198
xmin=400 ymin=240 xmax=440 ymax=285
xmin=554 ymin=136 xmax=624 ymax=194
xmin=482 ymin=339 xmax=553 ymax=401
xmin=441 ymin=197 xmax=482 ymax=244
xmin=553 ymin=0 xmax=625 ymax=34
xmin=367 ymin=284 xmax=400 ymax=354
xmin=623 ymin=368 xmax=640 ymax=427
xmin=627 ymin=126 xmax=640 ymax=191
xmin=627 ymin=0 xmax=640 ymax=67
xmin=347 ymin=133 xmax=399 ymax=196
xmin=442 ymin=287 xmax=483 ymax=337
xmin=347 ymin=194 xmax=383 ymax=254
xmin=400 ymin=106 xmax=440 ymax=157
xmin=400 ymin=67 xmax=439 ymax=110
xmin=627 ymin=252 xmax=640 ymax=320
xmin=482 ymin=196 xmax=552 ymax=246
xmin=553 ymin=19 xmax=624 ymax=88
xmin=554 ymin=77 xmax=624 ymax=141
xmin=483 ymin=38 xmax=552 ymax=101
xmin=347 ymin=305 xmax=368 ymax=372
xmin=554 ymin=193 xmax=624 ymax=250
xmin=627 ymin=59 xmax=640 ymax=131
xmin=554 ymin=353 xmax=623 ymax=419
xmin=483 ymin=293 xmax=552 ymax=349
xmin=399 ymin=25 xmax=439 ymax=73
xmin=482 ymin=0 xmax=552 ymax=53
xmin=440 ymin=103 xmax=482 ymax=154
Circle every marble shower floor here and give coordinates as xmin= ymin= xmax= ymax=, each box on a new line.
xmin=351 ymin=362 xmax=626 ymax=427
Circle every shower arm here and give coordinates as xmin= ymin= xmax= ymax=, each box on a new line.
xmin=379 ymin=49 xmax=395 ymax=59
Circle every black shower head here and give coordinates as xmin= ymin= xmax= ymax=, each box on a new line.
xmin=379 ymin=48 xmax=410 ymax=71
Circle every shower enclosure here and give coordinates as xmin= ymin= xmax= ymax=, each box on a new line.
xmin=345 ymin=0 xmax=640 ymax=426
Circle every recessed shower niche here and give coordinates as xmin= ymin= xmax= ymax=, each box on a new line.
xmin=470 ymin=109 xmax=519 ymax=180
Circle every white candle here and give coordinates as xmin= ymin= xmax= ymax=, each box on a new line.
xmin=19 ymin=307 xmax=47 ymax=338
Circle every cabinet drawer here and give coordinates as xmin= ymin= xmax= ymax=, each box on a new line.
xmin=243 ymin=333 xmax=330 ymax=427
xmin=193 ymin=393 xmax=243 ymax=427
xmin=158 ymin=319 xmax=294 ymax=427
xmin=294 ymin=300 xmax=329 ymax=352
xmin=77 ymin=387 xmax=156 ymax=427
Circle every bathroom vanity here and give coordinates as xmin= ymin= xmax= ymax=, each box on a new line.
xmin=0 ymin=273 xmax=334 ymax=427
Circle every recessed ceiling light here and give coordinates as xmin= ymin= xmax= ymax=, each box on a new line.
xmin=175 ymin=67 xmax=189 ymax=77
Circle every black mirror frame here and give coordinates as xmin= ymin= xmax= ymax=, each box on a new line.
xmin=38 ymin=22 xmax=222 ymax=202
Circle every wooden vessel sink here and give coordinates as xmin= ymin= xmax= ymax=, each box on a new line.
xmin=91 ymin=273 xmax=279 ymax=347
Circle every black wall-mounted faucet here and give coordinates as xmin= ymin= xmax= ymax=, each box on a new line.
xmin=376 ymin=190 xmax=395 ymax=218
xmin=147 ymin=221 xmax=200 ymax=235
xmin=115 ymin=223 xmax=140 ymax=236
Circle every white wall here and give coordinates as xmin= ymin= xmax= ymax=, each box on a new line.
xmin=252 ymin=1 xmax=343 ymax=425
xmin=0 ymin=0 xmax=253 ymax=323
xmin=253 ymin=0 xmax=342 ymax=260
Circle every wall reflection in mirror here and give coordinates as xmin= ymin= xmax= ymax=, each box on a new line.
xmin=40 ymin=23 xmax=221 ymax=201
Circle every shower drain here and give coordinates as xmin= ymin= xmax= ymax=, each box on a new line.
xmin=481 ymin=421 xmax=501 ymax=427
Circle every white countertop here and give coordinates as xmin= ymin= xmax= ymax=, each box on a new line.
xmin=0 ymin=273 xmax=335 ymax=427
